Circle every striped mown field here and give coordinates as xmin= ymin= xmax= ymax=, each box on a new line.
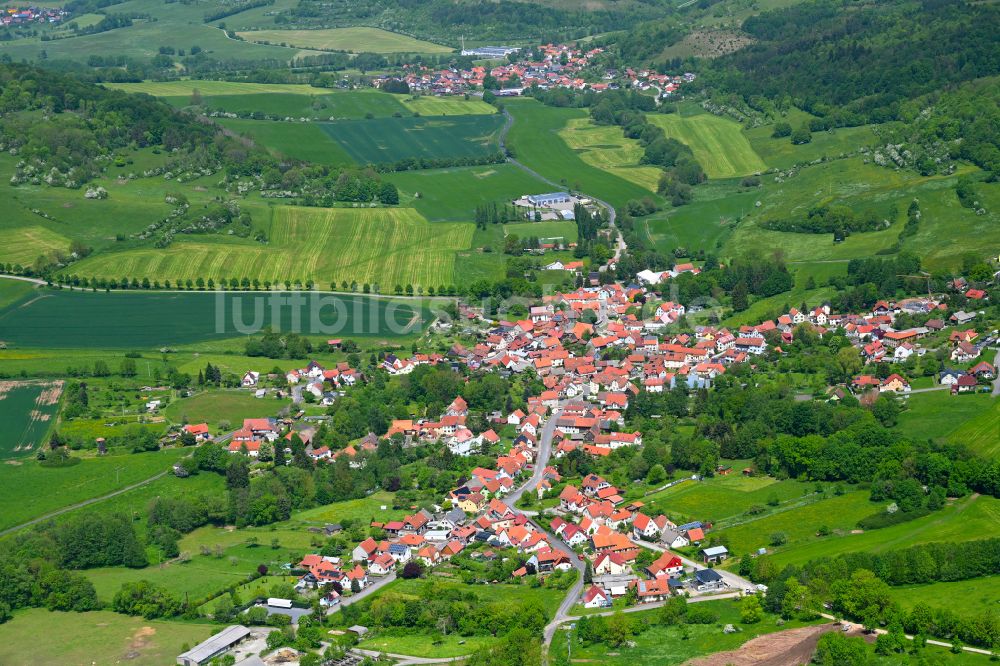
xmin=0 ymin=225 xmax=71 ymax=266
xmin=69 ymin=206 xmax=474 ymax=289
xmin=557 ymin=117 xmax=662 ymax=192
xmin=648 ymin=112 xmax=767 ymax=179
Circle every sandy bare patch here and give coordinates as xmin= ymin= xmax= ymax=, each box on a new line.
xmin=62 ymin=202 xmax=74 ymax=208
xmin=683 ymin=623 xmax=851 ymax=666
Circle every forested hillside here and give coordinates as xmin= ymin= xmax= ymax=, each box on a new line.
xmin=702 ymin=0 xmax=1000 ymax=125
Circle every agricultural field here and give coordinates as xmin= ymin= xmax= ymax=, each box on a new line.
xmin=400 ymin=95 xmax=496 ymax=116
xmin=0 ymin=448 xmax=188 ymax=532
xmin=236 ymin=27 xmax=452 ymax=54
xmin=105 ymin=81 xmax=326 ymax=97
xmin=216 ymin=119 xmax=355 ymax=165
xmin=0 ymin=288 xmax=429 ymax=349
xmin=504 ymin=99 xmax=656 ymax=208
xmin=391 ymin=163 xmax=550 ymax=222
xmin=0 ymin=280 xmax=36 ymax=310
xmin=556 ymin=118 xmax=662 ymax=192
xmin=1 ymin=225 xmax=73 ymax=267
xmin=550 ymin=598 xmax=820 ymax=666
xmin=293 ymin=490 xmax=406 ymax=525
xmin=71 ymin=205 xmax=471 ymax=293
xmin=0 ymin=380 xmax=63 ymax=458
xmin=647 ymin=111 xmax=767 ymax=179
xmin=0 ymin=608 xmax=214 ymax=666
xmin=0 ymin=0 xmax=303 ymax=63
xmin=319 ymin=114 xmax=505 ymax=165
xmin=162 ymin=389 xmax=291 ymax=433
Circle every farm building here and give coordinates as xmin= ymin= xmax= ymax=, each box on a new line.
xmin=176 ymin=625 xmax=250 ymax=665
xmin=525 ymin=192 xmax=572 ymax=207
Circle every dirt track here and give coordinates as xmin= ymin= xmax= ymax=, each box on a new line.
xmin=684 ymin=623 xmax=861 ymax=666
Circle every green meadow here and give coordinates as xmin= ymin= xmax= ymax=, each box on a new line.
xmin=0 ymin=449 xmax=188 ymax=532
xmin=161 ymin=389 xmax=291 ymax=432
xmin=640 ymin=475 xmax=818 ymax=524
xmin=761 ymin=494 xmax=1000 ymax=569
xmin=745 ymin=123 xmax=876 ymax=170
xmin=888 ymin=575 xmax=1000 ymax=620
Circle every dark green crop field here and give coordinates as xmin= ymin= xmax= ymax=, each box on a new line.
xmin=320 ymin=114 xmax=505 ymax=165
xmin=0 ymin=289 xmax=429 ymax=348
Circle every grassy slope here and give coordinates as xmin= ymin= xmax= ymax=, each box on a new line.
xmin=556 ymin=117 xmax=662 ymax=192
xmin=763 ymin=494 xmax=1000 ymax=569
xmin=746 ymin=123 xmax=876 ymax=170
xmin=0 ymin=448 xmax=187 ymax=531
xmin=504 ymin=99 xmax=655 ymax=208
xmin=888 ymin=575 xmax=1000 ymax=620
xmin=648 ymin=111 xmax=767 ymax=178
xmin=895 ymin=391 xmax=996 ymax=445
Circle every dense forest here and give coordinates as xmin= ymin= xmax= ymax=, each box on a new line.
xmin=702 ymin=0 xmax=1000 ymax=126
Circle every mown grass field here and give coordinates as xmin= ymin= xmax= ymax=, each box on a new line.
xmin=2 ymin=225 xmax=72 ymax=266
xmin=237 ymin=27 xmax=452 ymax=53
xmin=0 ymin=608 xmax=214 ymax=666
xmin=320 ymin=114 xmax=505 ymax=165
xmin=391 ymin=163 xmax=550 ymax=222
xmin=162 ymin=389 xmax=290 ymax=432
xmin=557 ymin=117 xmax=662 ymax=192
xmin=70 ymin=205 xmax=472 ymax=290
xmin=648 ymin=111 xmax=767 ymax=179
xmin=888 ymin=575 xmax=1000 ymax=620
xmin=0 ymin=448 xmax=187 ymax=531
xmin=294 ymin=490 xmax=406 ymax=525
xmin=551 ymin=598 xmax=820 ymax=666
xmin=763 ymin=494 xmax=1000 ymax=569
xmin=895 ymin=391 xmax=995 ymax=447
xmin=0 ymin=289 xmax=428 ymax=348
xmin=948 ymin=399 xmax=1000 ymax=459
xmin=0 ymin=380 xmax=63 ymax=459
xmin=504 ymin=99 xmax=656 ymax=208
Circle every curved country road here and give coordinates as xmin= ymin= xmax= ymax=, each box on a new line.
xmin=0 ymin=469 xmax=170 ymax=537
xmin=499 ymin=107 xmax=626 ymax=267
